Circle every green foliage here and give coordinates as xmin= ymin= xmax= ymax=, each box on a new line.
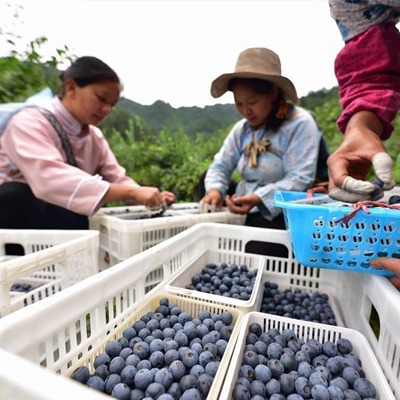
xmin=107 ymin=125 xmax=231 ymax=201
xmin=299 ymin=87 xmax=339 ymax=112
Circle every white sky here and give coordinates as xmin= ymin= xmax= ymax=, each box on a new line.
xmin=0 ymin=0 xmax=344 ymax=108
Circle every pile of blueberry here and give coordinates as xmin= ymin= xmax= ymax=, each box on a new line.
xmin=10 ymin=282 xmax=33 ymax=293
xmin=184 ymin=263 xmax=257 ymax=301
xmin=260 ymin=282 xmax=337 ymax=326
xmin=71 ymin=298 xmax=234 ymax=400
xmin=233 ymin=323 xmax=377 ymax=400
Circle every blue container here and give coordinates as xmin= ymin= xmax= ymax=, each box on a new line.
xmin=274 ymin=190 xmax=397 ymax=275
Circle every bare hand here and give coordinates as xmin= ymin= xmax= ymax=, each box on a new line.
xmin=161 ymin=191 xmax=176 ymax=206
xmin=132 ymin=186 xmax=164 ymax=208
xmin=225 ymin=194 xmax=261 ymax=214
xmin=370 ymin=258 xmax=400 ymax=288
xmin=200 ymin=189 xmax=223 ymax=213
xmin=328 ymin=111 xmax=395 ymax=202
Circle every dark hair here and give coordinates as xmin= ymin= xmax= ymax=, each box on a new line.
xmin=228 ymin=78 xmax=292 ymax=131
xmin=60 ymin=56 xmax=121 ymax=97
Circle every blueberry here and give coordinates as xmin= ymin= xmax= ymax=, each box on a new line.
xmin=120 ymin=347 xmax=133 ymax=360
xmin=312 ymin=355 xmax=329 ymax=368
xmin=327 ymin=356 xmax=344 ymax=375
xmin=243 ymin=350 xmax=258 ymax=368
xmin=167 ymin=382 xmax=182 ymax=400
xmin=174 ymin=332 xmax=189 ymax=347
xmin=199 ymin=350 xmax=214 ymax=367
xmin=150 ymin=351 xmax=165 ymax=368
xmin=133 ymin=321 xmax=146 ymax=333
xmin=259 ymin=332 xmax=273 ymax=346
xmin=253 ymin=364 xmax=271 ymax=383
xmin=118 ymin=338 xmax=130 ymax=350
xmin=295 ymin=376 xmax=311 ymax=398
xmin=105 ymin=341 xmax=122 ymax=359
xmin=163 ymin=349 xmax=179 ymax=365
xmin=322 ymin=341 xmax=338 ymax=357
xmin=138 ymin=328 xmax=151 ymax=340
xmin=178 ymin=374 xmax=197 ymax=392
xmin=179 ymin=388 xmax=202 ymax=400
xmin=169 ymin=360 xmax=186 ymax=381
xmin=289 ymin=370 xmax=300 ymax=381
xmin=164 ymin=339 xmax=179 ymax=352
xmin=330 ymin=377 xmax=350 ymax=392
xmin=182 ymin=349 xmax=199 ymax=368
xmin=298 ymin=361 xmax=314 ymax=378
xmin=190 ymin=364 xmax=205 ymax=378
xmin=71 ymin=366 xmax=90 ymax=384
xmin=134 ymin=368 xmax=153 ymax=391
xmin=130 ymin=389 xmax=145 ymax=400
xmin=342 ymin=367 xmax=360 ymax=387
xmin=220 ymin=325 xmax=233 ymax=341
xmin=154 ymin=368 xmax=173 ymax=391
xmin=86 ymin=376 xmax=105 ymax=391
xmin=205 ymin=361 xmax=220 ymax=377
xmin=129 ymin=337 xmax=143 ymax=349
xmin=178 ymin=312 xmax=192 ymax=325
xmin=111 ymin=382 xmax=131 ymax=400
xmin=145 ymin=382 xmax=165 ymax=399
xmin=268 ymin=343 xmax=283 ymax=359
xmin=126 ymin=354 xmax=140 ymax=367
xmin=204 ymin=342 xmax=218 ymax=357
xmin=328 ymin=385 xmax=345 ymax=400
xmin=343 ymin=389 xmax=362 ymax=399
xmin=267 ymin=359 xmax=285 ymax=379
xmin=94 ymin=353 xmax=111 ymax=369
xmin=197 ymin=373 xmax=214 ymax=397
xmin=191 ymin=342 xmax=203 ymax=355
xmin=281 ymin=352 xmax=298 ymax=372
xmin=158 ymin=394 xmax=174 ymax=400
xmin=239 ymin=365 xmax=255 ymax=382
xmin=265 ymin=378 xmax=281 ymax=396
xmin=104 ymin=373 xmax=121 ymax=394
xmin=120 ymin=365 xmax=137 ymax=387
xmin=269 ymin=394 xmax=285 ymax=400
xmin=311 ymin=384 xmax=330 ymax=400
xmin=134 ymin=342 xmax=150 ymax=360
xmin=353 ymin=378 xmax=376 ymax=398
xmin=144 ymin=335 xmax=155 ymax=345
xmin=309 ymin=371 xmax=328 ymax=388
xmin=95 ymin=364 xmax=110 ymax=381
xmin=336 ymin=338 xmax=353 ymax=355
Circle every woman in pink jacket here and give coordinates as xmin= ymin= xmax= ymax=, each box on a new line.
xmin=0 ymin=56 xmax=175 ymax=229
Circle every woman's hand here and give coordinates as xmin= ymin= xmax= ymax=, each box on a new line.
xmin=200 ymin=189 xmax=223 ymax=212
xmin=161 ymin=191 xmax=176 ymax=206
xmin=103 ymin=184 xmax=164 ymax=208
xmin=370 ymin=258 xmax=400 ymax=288
xmin=226 ymin=194 xmax=261 ymax=214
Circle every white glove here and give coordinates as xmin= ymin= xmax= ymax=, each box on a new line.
xmin=329 ymin=152 xmax=395 ymax=202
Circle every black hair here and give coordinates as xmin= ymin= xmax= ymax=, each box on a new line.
xmin=60 ymin=56 xmax=121 ymax=97
xmin=228 ymin=77 xmax=292 ymax=132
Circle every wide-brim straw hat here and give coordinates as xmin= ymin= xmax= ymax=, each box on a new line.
xmin=210 ymin=47 xmax=298 ymax=103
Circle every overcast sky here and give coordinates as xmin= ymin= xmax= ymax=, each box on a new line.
xmin=1 ymin=0 xmax=345 ymax=108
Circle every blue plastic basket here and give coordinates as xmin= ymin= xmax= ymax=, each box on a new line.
xmin=274 ymin=190 xmax=397 ymax=275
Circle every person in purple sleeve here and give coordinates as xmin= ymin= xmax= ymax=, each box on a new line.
xmin=328 ymin=1 xmax=400 ymax=285
xmin=0 ymin=56 xmax=175 ymax=229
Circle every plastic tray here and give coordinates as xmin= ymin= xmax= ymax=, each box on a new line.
xmin=0 ymin=230 xmax=99 ymax=317
xmin=254 ymin=267 xmax=345 ymax=327
xmin=274 ymin=190 xmax=399 ymax=275
xmin=165 ymin=249 xmax=266 ymax=311
xmin=220 ymin=311 xmax=395 ymax=400
xmin=89 ymin=202 xmax=246 ymax=270
xmin=0 ymin=291 xmax=243 ymax=400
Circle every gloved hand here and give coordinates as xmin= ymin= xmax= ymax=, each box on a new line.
xmin=329 ymin=152 xmax=395 ymax=202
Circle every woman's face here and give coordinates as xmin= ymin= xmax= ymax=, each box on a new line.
xmin=233 ymin=82 xmax=277 ymax=129
xmin=64 ymin=79 xmax=120 ymax=126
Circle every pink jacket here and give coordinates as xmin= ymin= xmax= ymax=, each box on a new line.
xmin=0 ymin=97 xmax=138 ymax=216
xmin=335 ymin=23 xmax=400 ymax=139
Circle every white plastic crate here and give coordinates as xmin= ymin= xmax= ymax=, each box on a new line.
xmin=0 ymin=230 xmax=99 ymax=317
xmin=165 ymin=249 xmax=266 ymax=311
xmin=220 ymin=311 xmax=395 ymax=400
xmin=0 ymin=289 xmax=243 ymax=399
xmin=253 ymin=266 xmax=345 ymax=327
xmin=0 ymin=223 xmax=399 ymax=397
xmin=89 ymin=202 xmax=245 ymax=269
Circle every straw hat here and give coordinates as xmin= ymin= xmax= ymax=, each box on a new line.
xmin=210 ymin=47 xmax=298 ymax=103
